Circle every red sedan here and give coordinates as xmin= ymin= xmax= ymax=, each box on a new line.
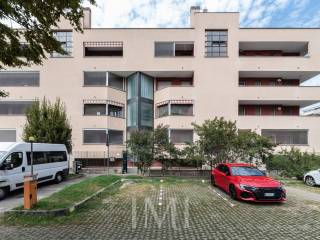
xmin=211 ymin=163 xmax=286 ymax=202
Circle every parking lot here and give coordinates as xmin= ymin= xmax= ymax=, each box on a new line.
xmin=1 ymin=179 xmax=320 ymax=240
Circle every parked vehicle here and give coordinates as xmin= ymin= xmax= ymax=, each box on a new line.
xmin=211 ymin=163 xmax=286 ymax=202
xmin=304 ymin=169 xmax=320 ymax=187
xmin=0 ymin=142 xmax=69 ymax=200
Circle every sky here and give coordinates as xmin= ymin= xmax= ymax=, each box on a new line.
xmin=83 ymin=0 xmax=320 ymax=28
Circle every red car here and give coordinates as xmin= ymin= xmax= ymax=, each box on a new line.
xmin=211 ymin=163 xmax=286 ymax=202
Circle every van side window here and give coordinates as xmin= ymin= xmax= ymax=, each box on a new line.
xmin=5 ymin=152 xmax=23 ymax=168
xmin=47 ymin=151 xmax=67 ymax=163
xmin=27 ymin=151 xmax=67 ymax=165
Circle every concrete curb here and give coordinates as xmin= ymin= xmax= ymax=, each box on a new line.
xmin=4 ymin=179 xmax=121 ymax=217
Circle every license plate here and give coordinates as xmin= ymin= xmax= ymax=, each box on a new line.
xmin=264 ymin=193 xmax=275 ymax=197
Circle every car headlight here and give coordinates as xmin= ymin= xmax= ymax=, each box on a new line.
xmin=239 ymin=184 xmax=258 ymax=192
xmin=279 ymin=183 xmax=285 ymax=191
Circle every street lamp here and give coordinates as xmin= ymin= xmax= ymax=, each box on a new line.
xmin=106 ymin=131 xmax=110 ymax=175
xmin=29 ymin=136 xmax=35 ymax=176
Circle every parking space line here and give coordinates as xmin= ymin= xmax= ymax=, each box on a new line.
xmin=210 ymin=187 xmax=236 ymax=207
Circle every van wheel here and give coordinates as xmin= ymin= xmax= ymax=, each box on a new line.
xmin=0 ymin=188 xmax=8 ymax=200
xmin=54 ymin=173 xmax=63 ymax=184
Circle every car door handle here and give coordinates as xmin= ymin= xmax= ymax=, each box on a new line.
xmin=22 ymin=167 xmax=25 ymax=172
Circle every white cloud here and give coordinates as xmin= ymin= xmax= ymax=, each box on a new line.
xmin=85 ymin=0 xmax=313 ymax=28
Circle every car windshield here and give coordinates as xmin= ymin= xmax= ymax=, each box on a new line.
xmin=231 ymin=166 xmax=265 ymax=176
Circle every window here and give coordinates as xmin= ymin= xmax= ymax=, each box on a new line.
xmin=51 ymin=31 xmax=72 ymax=57
xmin=0 ymin=129 xmax=16 ymax=142
xmin=108 ymin=130 xmax=123 ymax=145
xmin=84 ymin=72 xmax=106 ymax=86
xmin=0 ymin=101 xmax=34 ymax=115
xmin=127 ymin=74 xmax=138 ymax=99
xmin=84 ymin=104 xmax=106 ymax=116
xmin=46 ymin=151 xmax=68 ymax=163
xmin=238 ymin=106 xmax=245 ymax=116
xmin=83 ymin=129 xmax=107 ymax=144
xmin=84 ymin=42 xmax=123 ymax=56
xmin=155 ymin=42 xmax=174 ymax=56
xmin=155 ymin=42 xmax=194 ymax=57
xmin=83 ymin=129 xmax=123 ymax=144
xmin=261 ymin=129 xmax=308 ymax=145
xmin=156 ymin=77 xmax=193 ymax=90
xmin=0 ymin=72 xmax=39 ymax=87
xmin=174 ymin=42 xmax=194 ymax=56
xmin=127 ymin=101 xmax=138 ymax=127
xmin=157 ymin=80 xmax=171 ymax=90
xmin=170 ymin=129 xmax=193 ymax=144
xmin=141 ymin=74 xmax=153 ymax=100
xmin=239 ymin=80 xmax=245 ymax=86
xmin=27 ymin=151 xmax=67 ymax=165
xmin=4 ymin=152 xmax=23 ymax=168
xmin=205 ymin=30 xmax=228 ymax=57
xmin=108 ymin=104 xmax=123 ymax=118
xmin=84 ymin=72 xmax=124 ymax=90
xmin=171 ymin=104 xmax=193 ymax=116
xmin=157 ymin=104 xmax=169 ymax=118
xmin=108 ymin=72 xmax=124 ymax=90
xmin=255 ymin=106 xmax=261 ymax=115
xmin=141 ymin=102 xmax=153 ymax=127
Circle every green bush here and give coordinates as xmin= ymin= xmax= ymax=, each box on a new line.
xmin=266 ymin=148 xmax=320 ymax=179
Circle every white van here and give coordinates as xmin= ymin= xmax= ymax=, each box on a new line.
xmin=0 ymin=142 xmax=69 ymax=200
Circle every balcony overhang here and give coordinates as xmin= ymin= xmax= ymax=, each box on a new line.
xmin=239 ymin=71 xmax=320 ymax=83
xmin=239 ymin=100 xmax=320 ymax=108
xmin=109 ymin=71 xmax=193 ymax=78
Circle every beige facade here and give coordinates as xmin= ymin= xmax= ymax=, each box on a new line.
xmin=0 ymin=7 xmax=320 ymax=164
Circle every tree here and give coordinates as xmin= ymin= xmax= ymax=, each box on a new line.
xmin=126 ymin=124 xmax=180 ymax=174
xmin=266 ymin=148 xmax=320 ymax=179
xmin=229 ymin=130 xmax=275 ymax=165
xmin=153 ymin=124 xmax=173 ymax=171
xmin=192 ymin=117 xmax=238 ymax=169
xmin=0 ymin=0 xmax=96 ymax=96
xmin=126 ymin=130 xmax=153 ymax=175
xmin=22 ymin=98 xmax=72 ymax=152
xmin=181 ymin=142 xmax=206 ymax=169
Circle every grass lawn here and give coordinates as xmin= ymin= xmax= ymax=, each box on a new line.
xmin=19 ymin=175 xmax=122 ymax=210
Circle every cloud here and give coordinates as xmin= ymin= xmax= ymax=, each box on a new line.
xmin=84 ymin=0 xmax=320 ymax=28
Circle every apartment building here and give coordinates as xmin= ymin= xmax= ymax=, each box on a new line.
xmin=0 ymin=6 xmax=319 ymax=167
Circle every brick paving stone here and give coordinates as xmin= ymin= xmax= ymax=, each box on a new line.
xmin=1 ymin=181 xmax=320 ymax=240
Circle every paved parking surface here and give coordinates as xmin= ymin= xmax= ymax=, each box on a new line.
xmin=1 ymin=180 xmax=320 ymax=240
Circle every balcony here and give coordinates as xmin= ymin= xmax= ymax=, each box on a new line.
xmin=238 ymin=71 xmax=320 ymax=101
xmin=238 ymin=100 xmax=320 ymax=117
xmin=239 ymin=42 xmax=308 ymax=57
xmin=239 ymin=42 xmax=312 ymax=70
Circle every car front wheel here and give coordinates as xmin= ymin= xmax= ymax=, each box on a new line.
xmin=229 ymin=185 xmax=237 ymax=200
xmin=211 ymin=175 xmax=216 ymax=186
xmin=305 ymin=176 xmax=316 ymax=187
